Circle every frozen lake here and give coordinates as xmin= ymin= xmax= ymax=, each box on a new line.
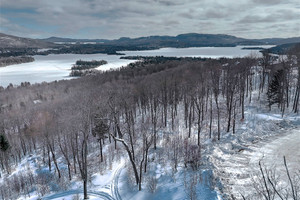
xmin=0 ymin=46 xmax=273 ymax=87
xmin=0 ymin=54 xmax=134 ymax=87
xmin=119 ymin=45 xmax=274 ymax=58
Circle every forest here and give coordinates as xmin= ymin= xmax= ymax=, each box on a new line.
xmin=0 ymin=56 xmax=34 ymax=67
xmin=69 ymin=60 xmax=108 ymax=77
xmin=0 ymin=44 xmax=299 ymax=200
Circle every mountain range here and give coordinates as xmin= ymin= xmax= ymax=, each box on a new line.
xmin=41 ymin=33 xmax=300 ymax=47
xmin=1 ymin=32 xmax=299 ymax=53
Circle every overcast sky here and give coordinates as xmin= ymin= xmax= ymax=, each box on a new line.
xmin=0 ymin=0 xmax=299 ymax=39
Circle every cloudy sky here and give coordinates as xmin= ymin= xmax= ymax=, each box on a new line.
xmin=0 ymin=0 xmax=299 ymax=39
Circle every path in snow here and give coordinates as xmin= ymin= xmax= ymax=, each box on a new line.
xmin=42 ymin=190 xmax=115 ymax=200
xmin=211 ymin=127 xmax=300 ymax=199
xmin=42 ymin=160 xmax=125 ymax=200
xmin=251 ymin=129 xmax=300 ymax=173
xmin=110 ymin=159 xmax=125 ymax=200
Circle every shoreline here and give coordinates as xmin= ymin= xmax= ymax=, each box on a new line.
xmin=0 ymin=56 xmax=35 ymax=67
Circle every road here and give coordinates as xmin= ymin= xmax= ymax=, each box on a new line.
xmin=42 ymin=160 xmax=125 ymax=200
xmin=211 ymin=128 xmax=300 ymax=199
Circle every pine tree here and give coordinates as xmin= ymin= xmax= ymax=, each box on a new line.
xmin=0 ymin=134 xmax=10 ymax=152
xmin=92 ymin=117 xmax=109 ymax=162
xmin=267 ymin=69 xmax=284 ymax=108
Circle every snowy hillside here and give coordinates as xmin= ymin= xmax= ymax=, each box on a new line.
xmin=0 ymin=50 xmax=299 ymax=200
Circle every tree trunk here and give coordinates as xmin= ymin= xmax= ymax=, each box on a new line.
xmin=83 ymin=180 xmax=88 ymax=199
xmin=209 ymin=95 xmax=213 ymax=139
xmin=188 ymin=102 xmax=192 ymax=138
xmin=99 ymin=139 xmax=103 ymax=162
xmin=49 ymin=144 xmax=61 ymax=179
xmin=215 ymin=98 xmax=220 ymax=140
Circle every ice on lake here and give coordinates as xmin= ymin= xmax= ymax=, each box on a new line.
xmin=0 ymin=53 xmax=134 ymax=87
xmin=119 ymin=45 xmax=274 ymax=58
xmin=0 ymin=46 xmax=273 ymax=87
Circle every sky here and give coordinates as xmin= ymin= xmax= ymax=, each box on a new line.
xmin=0 ymin=0 xmax=299 ymax=39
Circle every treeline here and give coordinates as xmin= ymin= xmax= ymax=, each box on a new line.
xmin=0 ymin=46 xmax=299 ymax=199
xmin=71 ymin=59 xmax=107 ymax=70
xmin=0 ymin=44 xmax=147 ymax=58
xmin=0 ymin=48 xmax=38 ymax=57
xmin=0 ymin=56 xmax=34 ymax=67
xmin=69 ymin=59 xmax=107 ymax=77
xmin=121 ymin=56 xmax=207 ymax=64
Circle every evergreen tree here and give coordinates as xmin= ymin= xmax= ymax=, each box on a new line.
xmin=0 ymin=134 xmax=9 ymax=152
xmin=92 ymin=117 xmax=109 ymax=162
xmin=267 ymin=69 xmax=284 ymax=108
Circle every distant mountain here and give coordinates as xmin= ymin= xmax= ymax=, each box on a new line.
xmin=107 ymin=33 xmax=257 ymax=47
xmin=266 ymin=42 xmax=300 ymax=54
xmin=43 ymin=37 xmax=109 ymax=44
xmin=253 ymin=37 xmax=300 ymax=45
xmin=2 ymin=32 xmax=300 ymax=55
xmin=42 ymin=33 xmax=300 ymax=49
xmin=43 ymin=33 xmax=264 ymax=47
xmin=0 ymin=33 xmax=54 ymax=49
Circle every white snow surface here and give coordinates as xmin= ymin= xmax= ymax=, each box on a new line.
xmin=209 ymin=110 xmax=300 ymax=200
xmin=0 ymin=45 xmax=272 ymax=87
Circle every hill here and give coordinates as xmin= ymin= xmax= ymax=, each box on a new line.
xmin=42 ymin=33 xmax=300 ymax=48
xmin=0 ymin=33 xmax=54 ymax=49
xmin=44 ymin=36 xmax=109 ymax=44
xmin=266 ymin=42 xmax=300 ymax=54
xmin=255 ymin=37 xmax=300 ymax=45
xmin=43 ymin=33 xmax=264 ymax=48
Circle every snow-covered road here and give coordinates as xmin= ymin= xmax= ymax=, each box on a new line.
xmin=42 ymin=190 xmax=115 ymax=200
xmin=251 ymin=129 xmax=300 ymax=174
xmin=211 ymin=127 xmax=300 ymax=199
xmin=42 ymin=160 xmax=125 ymax=200
xmin=110 ymin=159 xmax=125 ymax=200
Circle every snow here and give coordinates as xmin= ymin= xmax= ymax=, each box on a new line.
xmin=250 ymin=129 xmax=300 ymax=175
xmin=118 ymin=166 xmax=220 ymax=200
xmin=1 ymin=51 xmax=299 ymax=200
xmin=209 ymin=106 xmax=300 ymax=199
xmin=255 ymin=113 xmax=283 ymax=121
xmin=0 ymin=45 xmax=272 ymax=87
xmin=42 ymin=159 xmax=125 ymax=200
xmin=0 ymin=54 xmax=134 ymax=87
xmin=1 ymin=101 xmax=299 ymax=200
xmin=118 ymin=46 xmax=274 ymax=59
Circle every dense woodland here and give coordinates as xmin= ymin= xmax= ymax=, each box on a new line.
xmin=69 ymin=60 xmax=108 ymax=77
xmin=0 ymin=56 xmax=34 ymax=67
xmin=0 ymin=44 xmax=299 ymax=200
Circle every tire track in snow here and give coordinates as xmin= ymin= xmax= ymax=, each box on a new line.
xmin=42 ymin=189 xmax=115 ymax=200
xmin=111 ymin=159 xmax=125 ymax=200
xmin=42 ymin=160 xmax=125 ymax=200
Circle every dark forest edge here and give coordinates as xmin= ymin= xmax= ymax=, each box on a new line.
xmin=69 ymin=59 xmax=108 ymax=77
xmin=0 ymin=56 xmax=34 ymax=67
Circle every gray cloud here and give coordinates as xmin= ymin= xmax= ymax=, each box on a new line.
xmin=0 ymin=0 xmax=299 ymax=39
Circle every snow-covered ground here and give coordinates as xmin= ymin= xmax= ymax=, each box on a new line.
xmin=2 ymin=102 xmax=299 ymax=200
xmin=0 ymin=152 xmax=124 ymax=200
xmin=209 ymin=110 xmax=300 ymax=199
xmin=118 ymin=165 xmax=220 ymax=200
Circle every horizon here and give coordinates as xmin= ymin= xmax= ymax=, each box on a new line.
xmin=1 ymin=31 xmax=300 ymax=41
xmin=0 ymin=0 xmax=299 ymax=40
